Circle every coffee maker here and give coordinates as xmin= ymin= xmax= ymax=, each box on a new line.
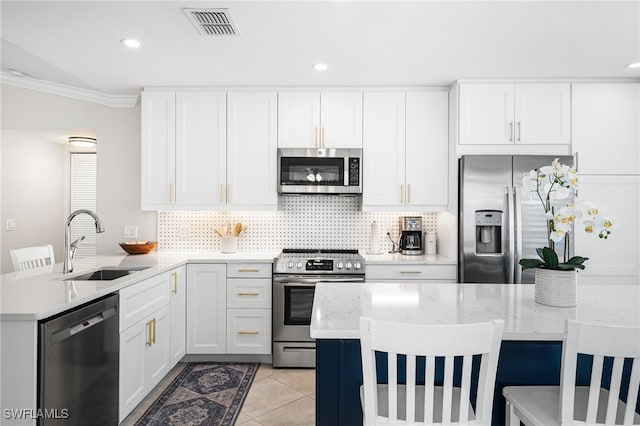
xmin=399 ymin=216 xmax=423 ymax=255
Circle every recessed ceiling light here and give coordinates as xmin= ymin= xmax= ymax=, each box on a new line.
xmin=121 ymin=38 xmax=141 ymax=49
xmin=313 ymin=63 xmax=329 ymax=72
xmin=627 ymin=62 xmax=640 ymax=69
xmin=69 ymin=137 xmax=97 ymax=147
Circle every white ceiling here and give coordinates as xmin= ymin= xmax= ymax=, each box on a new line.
xmin=1 ymin=0 xmax=639 ymax=96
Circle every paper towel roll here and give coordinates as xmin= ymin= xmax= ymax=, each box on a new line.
xmin=368 ymin=221 xmax=382 ymax=254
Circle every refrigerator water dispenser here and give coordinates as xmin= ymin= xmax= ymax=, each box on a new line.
xmin=475 ymin=210 xmax=502 ymax=254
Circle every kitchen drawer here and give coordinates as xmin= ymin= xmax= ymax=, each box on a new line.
xmin=366 ymin=264 xmax=456 ymax=281
xmin=120 ymin=272 xmax=171 ymax=332
xmin=226 ymin=309 xmax=271 ymax=354
xmin=227 ymin=263 xmax=272 ymax=278
xmin=227 ymin=278 xmax=272 ymax=309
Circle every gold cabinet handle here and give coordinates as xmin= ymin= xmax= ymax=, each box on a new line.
xmin=322 ymin=127 xmax=326 ymax=148
xmin=400 ymin=184 xmax=404 ymax=204
xmin=172 ymin=271 xmax=178 ymax=294
xmin=151 ymin=318 xmax=156 ymax=344
xmin=238 ymin=292 xmax=259 ymax=296
xmin=227 ymin=184 xmax=231 ymax=204
xmin=146 ymin=320 xmax=153 ymax=346
xmin=314 ymin=127 xmax=318 ymax=147
xmin=238 ymin=331 xmax=259 ymax=335
xmin=169 ymin=183 xmax=174 ymax=203
xmin=407 ymin=184 xmax=411 ymax=204
xmin=220 ymin=184 xmax=224 ymax=203
xmin=238 ymin=268 xmax=260 ymax=273
xmin=400 ymin=270 xmax=423 ymax=274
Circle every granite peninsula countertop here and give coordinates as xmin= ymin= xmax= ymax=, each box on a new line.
xmin=0 ymin=250 xmax=278 ymax=320
xmin=310 ymin=282 xmax=640 ymax=341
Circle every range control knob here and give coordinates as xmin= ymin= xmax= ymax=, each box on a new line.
xmin=354 ymin=262 xmax=362 ymax=270
xmin=345 ymin=262 xmax=352 ymax=269
xmin=296 ymin=262 xmax=303 ymax=269
xmin=336 ymin=262 xmax=344 ymax=269
xmin=287 ymin=262 xmax=294 ymax=269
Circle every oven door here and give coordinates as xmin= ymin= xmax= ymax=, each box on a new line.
xmin=272 ymin=275 xmax=364 ymax=342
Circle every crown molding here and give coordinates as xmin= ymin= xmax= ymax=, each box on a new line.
xmin=0 ymin=73 xmax=139 ymax=108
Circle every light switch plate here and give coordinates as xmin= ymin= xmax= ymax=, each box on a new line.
xmin=5 ymin=219 xmax=16 ymax=231
xmin=123 ymin=225 xmax=138 ymax=239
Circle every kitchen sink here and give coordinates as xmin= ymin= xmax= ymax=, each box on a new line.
xmin=64 ymin=266 xmax=150 ymax=281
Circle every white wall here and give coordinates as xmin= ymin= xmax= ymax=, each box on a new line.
xmin=1 ymin=133 xmax=66 ymax=272
xmin=0 ymin=84 xmax=155 ymax=272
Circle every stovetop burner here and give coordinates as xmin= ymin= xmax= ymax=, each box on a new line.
xmin=274 ymin=248 xmax=365 ymax=275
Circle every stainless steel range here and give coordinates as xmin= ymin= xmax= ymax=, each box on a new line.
xmin=272 ymin=249 xmax=365 ymax=368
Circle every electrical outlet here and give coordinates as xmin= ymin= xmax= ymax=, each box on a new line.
xmin=123 ymin=225 xmax=138 ymax=239
xmin=178 ymin=225 xmax=190 ymax=238
xmin=5 ymin=219 xmax=16 ymax=231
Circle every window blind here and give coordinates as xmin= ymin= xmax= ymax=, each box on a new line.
xmin=70 ymin=153 xmax=97 ymax=257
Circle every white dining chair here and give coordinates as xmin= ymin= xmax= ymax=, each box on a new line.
xmin=503 ymin=319 xmax=640 ymax=426
xmin=9 ymin=244 xmax=55 ymax=271
xmin=359 ymin=317 xmax=505 ymax=425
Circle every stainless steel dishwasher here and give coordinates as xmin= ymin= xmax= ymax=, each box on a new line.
xmin=38 ymin=293 xmax=119 ymax=425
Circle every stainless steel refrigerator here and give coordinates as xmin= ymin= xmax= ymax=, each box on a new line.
xmin=458 ymin=155 xmax=574 ymax=284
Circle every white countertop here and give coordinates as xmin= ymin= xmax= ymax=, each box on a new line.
xmin=310 ymin=282 xmax=640 ymax=341
xmin=0 ymin=250 xmax=278 ymax=320
xmin=362 ymin=252 xmax=456 ymax=264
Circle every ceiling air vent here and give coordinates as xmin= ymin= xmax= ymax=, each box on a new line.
xmin=183 ymin=8 xmax=240 ymax=36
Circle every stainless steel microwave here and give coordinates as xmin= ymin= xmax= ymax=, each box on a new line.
xmin=277 ymin=148 xmax=362 ymax=195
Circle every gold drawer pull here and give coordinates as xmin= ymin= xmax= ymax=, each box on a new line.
xmin=238 ymin=331 xmax=259 ymax=335
xmin=237 ymin=268 xmax=260 ymax=273
xmin=400 ymin=271 xmax=423 ymax=274
xmin=151 ymin=319 xmax=156 ymax=344
xmin=146 ymin=320 xmax=153 ymax=346
xmin=238 ymin=292 xmax=259 ymax=296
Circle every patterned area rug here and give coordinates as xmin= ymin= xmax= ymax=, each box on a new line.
xmin=134 ymin=362 xmax=259 ymax=426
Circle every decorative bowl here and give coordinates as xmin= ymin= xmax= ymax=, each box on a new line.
xmin=119 ymin=241 xmax=157 ymax=255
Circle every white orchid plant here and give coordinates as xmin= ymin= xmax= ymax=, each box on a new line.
xmin=519 ymin=159 xmax=615 ymax=271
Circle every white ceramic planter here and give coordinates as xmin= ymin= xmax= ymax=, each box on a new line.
xmin=221 ymin=236 xmax=238 ymax=253
xmin=534 ymin=268 xmax=578 ymax=307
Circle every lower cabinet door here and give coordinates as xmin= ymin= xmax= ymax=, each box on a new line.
xmin=146 ymin=305 xmax=172 ymax=391
xmin=119 ymin=320 xmax=147 ymax=422
xmin=187 ymin=264 xmax=227 ymax=354
xmin=226 ymin=309 xmax=272 ymax=354
xmin=170 ymin=266 xmax=187 ymax=366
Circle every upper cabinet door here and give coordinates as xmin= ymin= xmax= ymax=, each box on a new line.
xmin=363 ymin=92 xmax=406 ymax=208
xmin=405 ymin=91 xmax=449 ymax=207
xmin=141 ymin=91 xmax=176 ymax=209
xmin=459 ymin=84 xmax=515 ymax=145
xmin=572 ymin=84 xmax=640 ymax=175
xmin=277 ymin=92 xmax=321 ymax=148
xmin=175 ymin=92 xmax=227 ymax=207
xmin=514 ymin=83 xmax=570 ymax=144
xmin=227 ymin=91 xmax=278 ymax=209
xmin=320 ymin=92 xmax=363 ymax=148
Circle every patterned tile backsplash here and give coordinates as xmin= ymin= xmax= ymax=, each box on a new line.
xmin=158 ymin=196 xmax=437 ymax=253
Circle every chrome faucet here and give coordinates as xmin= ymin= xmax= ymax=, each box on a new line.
xmin=63 ymin=209 xmax=105 ymax=274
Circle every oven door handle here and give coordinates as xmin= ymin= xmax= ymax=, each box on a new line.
xmin=273 ymin=277 xmax=364 ymax=285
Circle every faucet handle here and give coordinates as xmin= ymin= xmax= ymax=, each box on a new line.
xmin=71 ymin=236 xmax=85 ymax=249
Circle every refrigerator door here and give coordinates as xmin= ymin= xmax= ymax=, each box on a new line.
xmin=513 ymin=155 xmax=574 ymax=283
xmin=459 ymin=156 xmax=513 ymax=283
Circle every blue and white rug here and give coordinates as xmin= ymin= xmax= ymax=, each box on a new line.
xmin=134 ymin=362 xmax=259 ymax=426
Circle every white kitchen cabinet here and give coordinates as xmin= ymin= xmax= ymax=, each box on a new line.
xmin=227 ymin=92 xmax=278 ymax=208
xmin=186 ymin=264 xmax=227 ymax=354
xmin=363 ymin=91 xmax=448 ymax=210
xmin=141 ymin=90 xmax=278 ymax=210
xmin=175 ymin=91 xmax=226 ymax=207
xmin=573 ymin=175 xmax=640 ymax=284
xmin=572 ymin=84 xmax=640 ymax=175
xmin=459 ymin=83 xmax=570 ymax=145
xmin=366 ymin=263 xmax=456 ymax=283
xmin=226 ymin=263 xmax=272 ymax=354
xmin=119 ymin=272 xmax=172 ymax=421
xmin=169 ymin=266 xmax=186 ymax=366
xmin=278 ymin=91 xmax=362 ymax=148
xmin=141 ymin=91 xmax=176 ymax=208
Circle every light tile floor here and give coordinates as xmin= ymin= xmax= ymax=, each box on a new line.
xmin=121 ymin=363 xmax=315 ymax=426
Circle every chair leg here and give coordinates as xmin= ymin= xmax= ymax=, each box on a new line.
xmin=505 ymin=400 xmax=521 ymax=426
